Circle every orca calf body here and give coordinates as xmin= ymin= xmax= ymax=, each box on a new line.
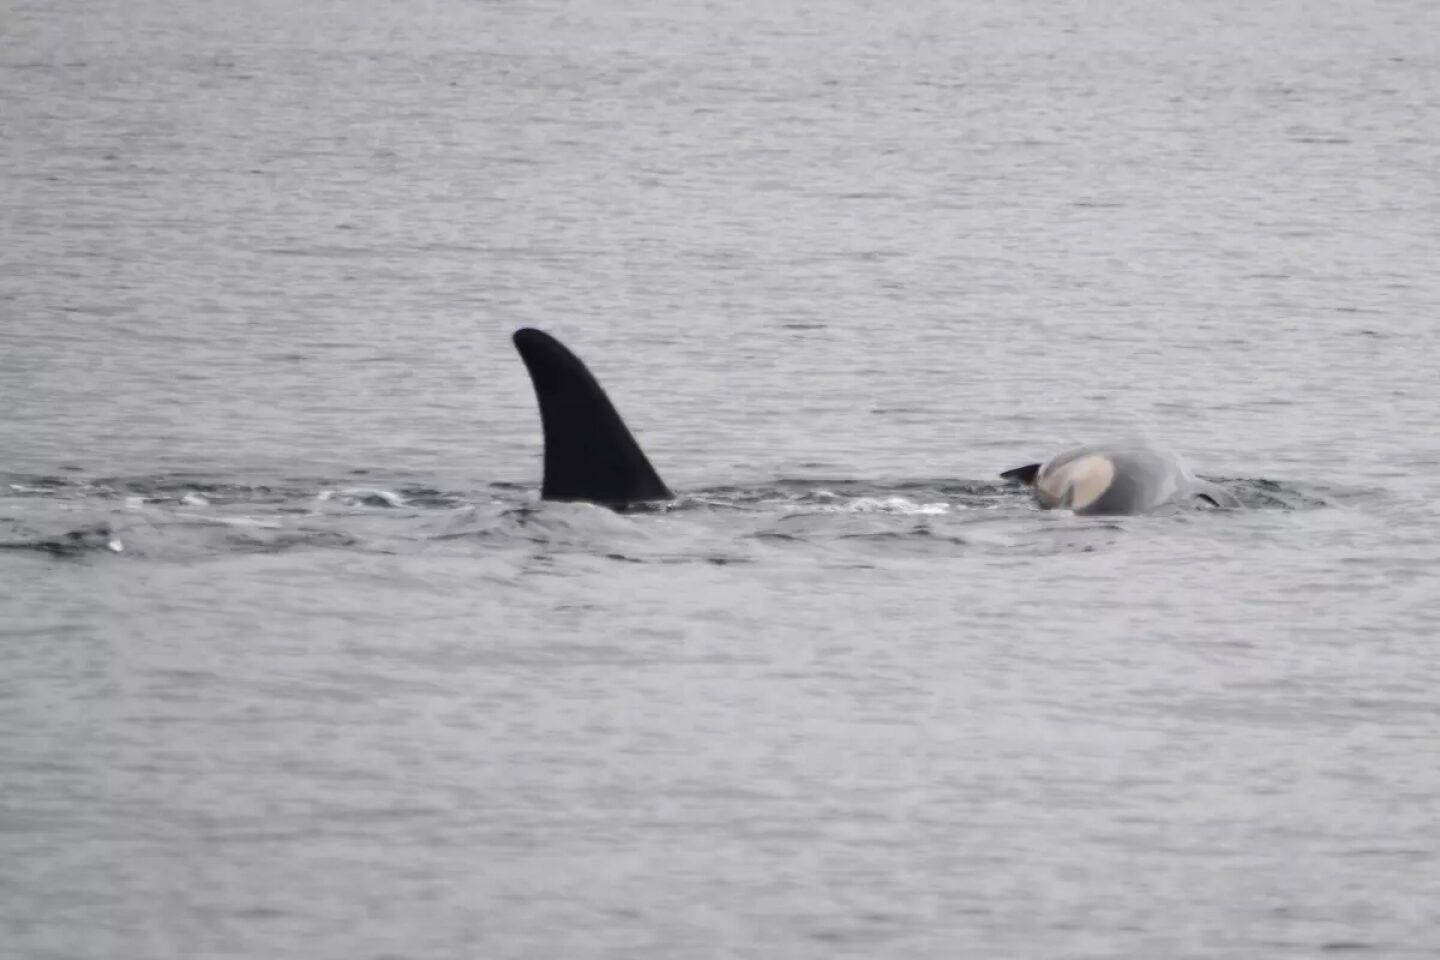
xmin=1001 ymin=441 xmax=1239 ymax=515
xmin=512 ymin=328 xmax=672 ymax=506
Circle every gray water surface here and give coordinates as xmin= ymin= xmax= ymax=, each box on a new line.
xmin=3 ymin=0 xmax=1440 ymax=957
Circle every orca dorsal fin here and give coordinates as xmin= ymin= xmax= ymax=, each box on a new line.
xmin=512 ymin=328 xmax=673 ymax=506
xmin=1000 ymin=463 xmax=1042 ymax=485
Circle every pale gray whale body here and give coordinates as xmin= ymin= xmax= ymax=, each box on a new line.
xmin=1001 ymin=441 xmax=1240 ymax=516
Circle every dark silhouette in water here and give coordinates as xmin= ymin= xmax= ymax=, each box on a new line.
xmin=512 ymin=328 xmax=672 ymax=506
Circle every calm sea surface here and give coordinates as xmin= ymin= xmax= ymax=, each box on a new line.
xmin=3 ymin=0 xmax=1439 ymax=957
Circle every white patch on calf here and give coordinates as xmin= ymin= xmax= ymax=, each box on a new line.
xmin=1036 ymin=455 xmax=1115 ymax=511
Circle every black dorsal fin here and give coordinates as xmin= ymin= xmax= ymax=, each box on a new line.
xmin=512 ymin=328 xmax=673 ymax=506
xmin=1000 ymin=463 xmax=1041 ymax=485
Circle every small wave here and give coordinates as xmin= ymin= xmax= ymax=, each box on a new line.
xmin=688 ymin=478 xmax=998 ymax=512
xmin=1217 ymin=478 xmax=1335 ymax=511
xmin=85 ymin=476 xmax=300 ymax=506
xmin=811 ymin=496 xmax=952 ymax=516
xmin=221 ymin=529 xmax=361 ymax=553
xmin=316 ymin=488 xmax=407 ymax=508
xmin=171 ymin=512 xmax=284 ymax=529
xmin=7 ymin=480 xmax=69 ymax=496
xmin=0 ymin=525 xmax=123 ymax=557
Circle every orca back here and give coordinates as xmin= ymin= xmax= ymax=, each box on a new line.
xmin=512 ymin=328 xmax=672 ymax=506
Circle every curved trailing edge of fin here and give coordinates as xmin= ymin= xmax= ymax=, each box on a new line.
xmin=512 ymin=328 xmax=673 ymax=506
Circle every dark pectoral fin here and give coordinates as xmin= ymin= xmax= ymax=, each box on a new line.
xmin=1000 ymin=463 xmax=1041 ymax=485
xmin=512 ymin=328 xmax=673 ymax=506
xmin=1192 ymin=481 xmax=1242 ymax=510
xmin=1194 ymin=491 xmax=1244 ymax=509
